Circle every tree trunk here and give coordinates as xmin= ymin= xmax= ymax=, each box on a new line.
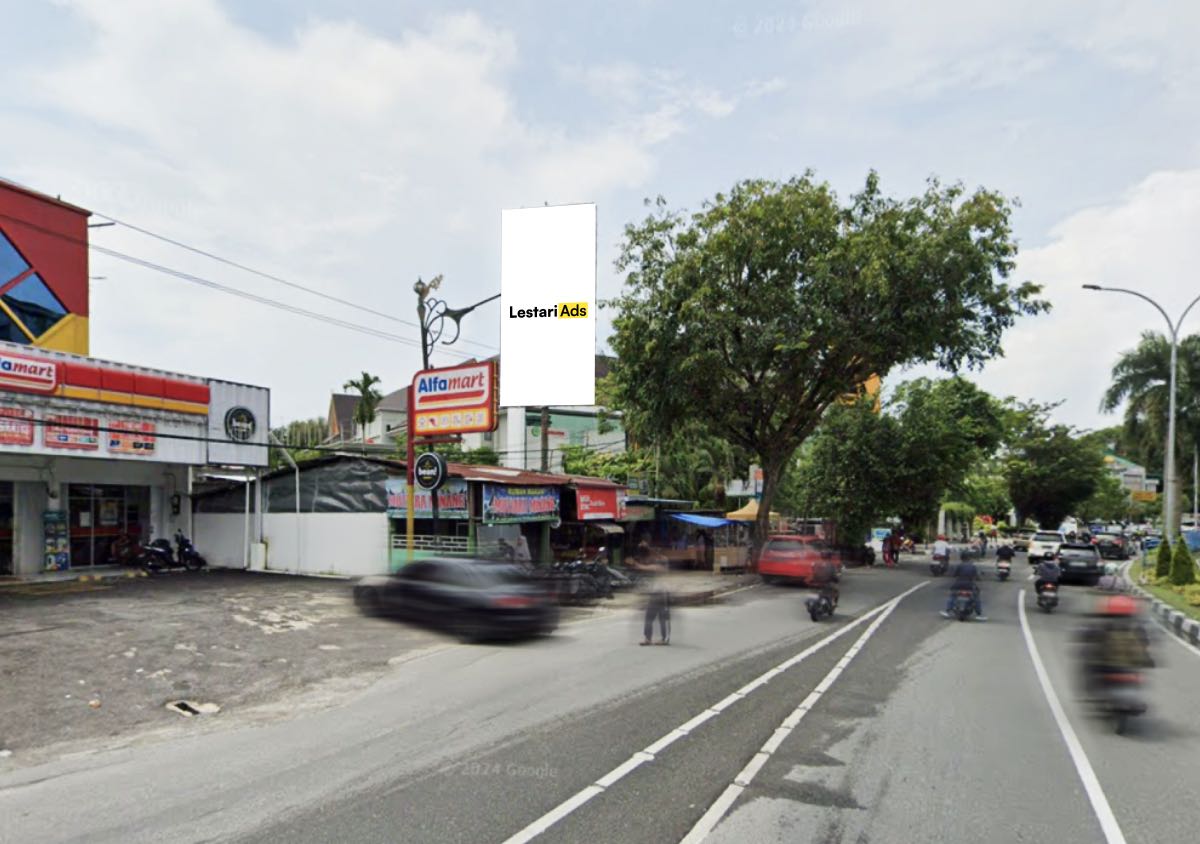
xmin=753 ymin=456 xmax=786 ymax=573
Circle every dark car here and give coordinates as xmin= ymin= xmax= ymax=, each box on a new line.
xmin=1093 ymin=532 xmax=1130 ymax=560
xmin=354 ymin=558 xmax=560 ymax=642
xmin=1055 ymin=543 xmax=1103 ymax=585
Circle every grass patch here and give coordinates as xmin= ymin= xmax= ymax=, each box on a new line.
xmin=1130 ymin=558 xmax=1200 ymax=622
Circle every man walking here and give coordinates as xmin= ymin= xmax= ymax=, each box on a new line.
xmin=631 ymin=542 xmax=671 ymax=645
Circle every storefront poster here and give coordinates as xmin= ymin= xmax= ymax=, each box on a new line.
xmin=482 ymin=484 xmax=560 ymax=524
xmin=107 ymin=420 xmax=156 ymax=455
xmin=0 ymin=407 xmax=34 ymax=445
xmin=43 ymin=510 xmax=69 ymax=571
xmin=385 ymin=478 xmax=469 ymax=518
xmin=576 ymin=486 xmax=622 ymax=520
xmin=44 ymin=414 xmax=100 ymax=450
xmin=100 ymin=500 xmax=120 ymax=527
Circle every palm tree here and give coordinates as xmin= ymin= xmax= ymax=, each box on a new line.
xmin=1101 ymin=331 xmax=1200 ymax=527
xmin=343 ymin=372 xmax=384 ymax=442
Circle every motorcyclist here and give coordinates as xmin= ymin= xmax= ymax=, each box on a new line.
xmin=995 ymin=542 xmax=1015 ymax=563
xmin=1034 ymin=556 xmax=1061 ymax=595
xmin=809 ymin=554 xmax=840 ymax=609
xmin=1079 ymin=594 xmax=1154 ymax=698
xmin=942 ymin=549 xmax=986 ymax=620
xmin=931 ymin=535 xmax=951 ymax=568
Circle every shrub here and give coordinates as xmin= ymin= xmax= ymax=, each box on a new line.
xmin=1181 ymin=584 xmax=1200 ymax=606
xmin=1155 ymin=537 xmax=1173 ymax=579
xmin=1171 ymin=539 xmax=1197 ymax=586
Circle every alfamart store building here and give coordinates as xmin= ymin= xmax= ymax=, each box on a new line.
xmin=0 ymin=178 xmax=269 ymax=576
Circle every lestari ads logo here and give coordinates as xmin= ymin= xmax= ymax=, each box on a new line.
xmin=508 ymin=302 xmax=589 ymax=319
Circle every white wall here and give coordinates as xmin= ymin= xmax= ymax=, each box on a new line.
xmin=194 ymin=512 xmax=389 ymax=577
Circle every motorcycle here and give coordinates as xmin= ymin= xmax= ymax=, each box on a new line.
xmin=805 ymin=590 xmax=835 ymax=622
xmin=952 ymin=587 xmax=976 ymax=621
xmin=996 ymin=560 xmax=1012 ymax=581
xmin=1097 ymin=672 xmax=1147 ymax=734
xmin=174 ymin=531 xmax=207 ymax=571
xmin=1036 ymin=582 xmax=1059 ymax=613
xmin=930 ymin=555 xmax=949 ymax=576
xmin=137 ymin=536 xmax=177 ymax=571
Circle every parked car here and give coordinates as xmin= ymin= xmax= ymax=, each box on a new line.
xmin=1028 ymin=530 xmax=1066 ymax=561
xmin=1094 ymin=532 xmax=1131 ymax=560
xmin=353 ymin=558 xmax=559 ymax=642
xmin=1010 ymin=528 xmax=1037 ymax=552
xmin=759 ymin=534 xmax=839 ymax=584
xmin=1056 ymin=543 xmax=1103 ymax=585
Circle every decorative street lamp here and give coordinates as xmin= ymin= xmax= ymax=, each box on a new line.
xmin=1083 ymin=285 xmax=1200 ymax=543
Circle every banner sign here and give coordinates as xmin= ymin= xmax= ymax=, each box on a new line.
xmin=0 ymin=352 xmax=58 ymax=393
xmin=107 ymin=420 xmax=156 ymax=456
xmin=482 ymin=484 xmax=560 ymax=524
xmin=44 ymin=414 xmax=99 ymax=450
xmin=386 ymin=478 xmax=469 ymax=518
xmin=0 ymin=407 xmax=34 ymax=445
xmin=412 ymin=362 xmax=497 ymax=436
xmin=576 ymin=486 xmax=622 ymax=520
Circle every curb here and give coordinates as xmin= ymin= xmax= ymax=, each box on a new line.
xmin=1122 ymin=565 xmax=1200 ymax=648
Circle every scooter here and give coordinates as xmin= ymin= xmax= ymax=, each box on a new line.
xmin=805 ymin=590 xmax=836 ymax=622
xmin=996 ymin=559 xmax=1012 ymax=581
xmin=1093 ymin=671 xmax=1147 ymax=734
xmin=174 ymin=531 xmax=207 ymax=571
xmin=952 ymin=587 xmax=976 ymax=621
xmin=1036 ymin=583 xmax=1059 ymax=613
xmin=136 ymin=536 xmax=177 ymax=571
xmin=930 ymin=555 xmax=949 ymax=576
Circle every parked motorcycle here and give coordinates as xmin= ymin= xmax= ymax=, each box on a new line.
xmin=174 ymin=531 xmax=207 ymax=571
xmin=137 ymin=536 xmax=177 ymax=571
xmin=996 ymin=560 xmax=1012 ymax=581
xmin=1036 ymin=583 xmax=1059 ymax=613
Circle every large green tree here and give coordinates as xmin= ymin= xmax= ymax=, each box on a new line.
xmin=1077 ymin=473 xmax=1132 ymax=523
xmin=1101 ymin=332 xmax=1200 ymax=531
xmin=1005 ymin=415 xmax=1106 ymax=529
xmin=608 ymin=172 xmax=1046 ymax=557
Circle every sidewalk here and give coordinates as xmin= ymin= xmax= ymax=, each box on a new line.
xmin=0 ymin=564 xmax=150 ymax=589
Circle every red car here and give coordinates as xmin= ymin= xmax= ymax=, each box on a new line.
xmin=758 ymin=534 xmax=839 ymax=585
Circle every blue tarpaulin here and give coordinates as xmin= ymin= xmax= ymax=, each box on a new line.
xmin=671 ymin=513 xmax=733 ymax=528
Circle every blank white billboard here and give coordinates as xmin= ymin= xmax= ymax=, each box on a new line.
xmin=500 ymin=204 xmax=596 ymax=407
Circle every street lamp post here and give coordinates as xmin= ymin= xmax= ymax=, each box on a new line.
xmin=1083 ymin=285 xmax=1200 ymax=543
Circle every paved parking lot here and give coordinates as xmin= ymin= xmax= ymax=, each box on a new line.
xmin=0 ymin=570 xmax=454 ymax=768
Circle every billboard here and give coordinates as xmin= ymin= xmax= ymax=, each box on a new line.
xmin=500 ymin=204 xmax=596 ymax=407
xmin=411 ymin=362 xmax=497 ymax=435
xmin=482 ymin=484 xmax=560 ymax=524
xmin=385 ymin=478 xmax=470 ymax=518
xmin=207 ymin=379 xmax=270 ymax=467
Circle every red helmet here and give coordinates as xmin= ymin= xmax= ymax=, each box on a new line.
xmin=937 ymin=534 xmax=947 ymax=541
xmin=1099 ymin=595 xmax=1138 ymax=616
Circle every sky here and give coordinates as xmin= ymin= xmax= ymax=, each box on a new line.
xmin=2 ymin=0 xmax=1199 ymax=431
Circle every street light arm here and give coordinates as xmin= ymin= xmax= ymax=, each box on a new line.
xmin=1084 ymin=285 xmax=1176 ymax=339
xmin=1176 ymin=292 xmax=1200 ymax=336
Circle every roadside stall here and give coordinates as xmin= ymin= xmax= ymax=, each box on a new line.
xmin=669 ymin=513 xmax=741 ymax=571
xmin=553 ymin=477 xmax=628 ymax=564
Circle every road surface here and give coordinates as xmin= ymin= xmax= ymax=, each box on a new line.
xmin=2 ymin=563 xmax=1197 ymax=843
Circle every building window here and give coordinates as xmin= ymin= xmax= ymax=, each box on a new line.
xmin=2 ymin=273 xmax=68 ymax=338
xmin=0 ymin=309 xmax=31 ymax=344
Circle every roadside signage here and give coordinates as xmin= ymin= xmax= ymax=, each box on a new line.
xmin=386 ymin=478 xmax=469 ymax=518
xmin=412 ymin=361 xmax=497 ymax=435
xmin=0 ymin=407 xmax=34 ymax=445
xmin=0 ymin=352 xmax=57 ymax=393
xmin=576 ymin=486 xmax=622 ymax=520
xmin=482 ymin=484 xmax=560 ymax=524
xmin=44 ymin=414 xmax=99 ymax=450
xmin=414 ymin=451 xmax=448 ymax=491
xmin=107 ymin=420 xmax=156 ymax=456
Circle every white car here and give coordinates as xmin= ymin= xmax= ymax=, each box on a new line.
xmin=1028 ymin=531 xmax=1065 ymax=561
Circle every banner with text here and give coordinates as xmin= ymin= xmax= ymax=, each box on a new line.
xmin=482 ymin=484 xmax=560 ymax=524
xmin=385 ymin=478 xmax=469 ymax=518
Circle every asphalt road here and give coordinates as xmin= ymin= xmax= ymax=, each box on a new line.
xmin=2 ymin=560 xmax=1197 ymax=844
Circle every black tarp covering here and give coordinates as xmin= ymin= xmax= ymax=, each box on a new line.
xmin=193 ymin=457 xmax=390 ymax=514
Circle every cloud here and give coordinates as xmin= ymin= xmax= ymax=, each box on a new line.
xmin=1 ymin=0 xmax=737 ymax=422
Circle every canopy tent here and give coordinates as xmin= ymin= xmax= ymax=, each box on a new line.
xmin=725 ymin=500 xmax=781 ymax=522
xmin=671 ymin=513 xmax=733 ymax=528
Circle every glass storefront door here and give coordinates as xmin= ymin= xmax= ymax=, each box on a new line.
xmin=0 ymin=481 xmax=13 ymax=575
xmin=67 ymin=484 xmax=150 ymax=567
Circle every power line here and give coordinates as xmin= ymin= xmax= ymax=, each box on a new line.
xmin=93 ymin=211 xmax=500 ymax=353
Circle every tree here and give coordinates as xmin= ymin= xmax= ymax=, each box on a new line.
xmin=342 ymin=372 xmax=383 ymax=442
xmin=1101 ymin=332 xmax=1200 ymax=531
xmin=609 ymin=172 xmax=1046 ymax=558
xmin=1005 ymin=416 xmax=1105 ymax=529
xmin=561 ymin=444 xmax=652 ymax=485
xmin=958 ymin=468 xmax=1012 ymax=524
xmin=1078 ymin=473 xmax=1132 ymax=523
xmin=1171 ymin=538 xmax=1196 ymax=586
xmin=1155 ymin=536 xmax=1173 ymax=579
xmin=268 ymin=417 xmax=331 ymax=470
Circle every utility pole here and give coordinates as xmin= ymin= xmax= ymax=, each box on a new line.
xmin=540 ymin=407 xmax=550 ymax=472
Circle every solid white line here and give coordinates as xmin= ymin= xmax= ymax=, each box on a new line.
xmin=500 ymin=583 xmax=927 ymax=844
xmin=1120 ymin=561 xmax=1200 ymax=660
xmin=1018 ymin=589 xmax=1128 ymax=844
xmin=679 ymin=593 xmax=907 ymax=844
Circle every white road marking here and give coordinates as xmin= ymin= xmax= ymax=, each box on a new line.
xmin=499 ymin=582 xmax=927 ymax=844
xmin=1018 ymin=589 xmax=1127 ymax=844
xmin=679 ymin=589 xmax=908 ymax=844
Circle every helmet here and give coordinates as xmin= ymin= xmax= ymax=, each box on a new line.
xmin=1104 ymin=562 xmax=1118 ymax=577
xmin=1099 ymin=595 xmax=1138 ymax=616
xmin=937 ymin=534 xmax=947 ymax=541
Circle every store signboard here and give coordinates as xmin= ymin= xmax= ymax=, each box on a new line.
xmin=385 ymin=478 xmax=469 ymax=518
xmin=576 ymin=486 xmax=622 ymax=520
xmin=207 ymin=379 xmax=270 ymax=466
xmin=0 ymin=351 xmax=58 ymax=393
xmin=107 ymin=420 xmax=156 ymax=456
xmin=0 ymin=407 xmax=34 ymax=445
xmin=44 ymin=414 xmax=99 ymax=450
xmin=482 ymin=484 xmax=560 ymax=524
xmin=411 ymin=362 xmax=497 ymax=436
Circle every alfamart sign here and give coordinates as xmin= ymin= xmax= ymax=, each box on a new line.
xmin=411 ymin=361 xmax=497 ymax=435
xmin=0 ymin=353 xmax=57 ymax=392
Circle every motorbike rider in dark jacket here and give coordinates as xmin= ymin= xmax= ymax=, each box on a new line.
xmin=810 ymin=557 xmax=840 ymax=608
xmin=1035 ymin=558 xmax=1062 ymax=595
xmin=941 ymin=552 xmax=986 ymax=620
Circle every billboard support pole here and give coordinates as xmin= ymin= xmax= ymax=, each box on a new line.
xmin=406 ymin=384 xmax=415 ymax=563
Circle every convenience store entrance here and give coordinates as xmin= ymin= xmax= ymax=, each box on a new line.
xmin=68 ymin=484 xmax=150 ymax=567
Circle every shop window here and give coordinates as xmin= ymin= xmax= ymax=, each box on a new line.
xmin=0 ymin=228 xmax=31 ymax=284
xmin=0 ymin=309 xmax=31 ymax=344
xmin=2 ymin=273 xmax=68 ymax=338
